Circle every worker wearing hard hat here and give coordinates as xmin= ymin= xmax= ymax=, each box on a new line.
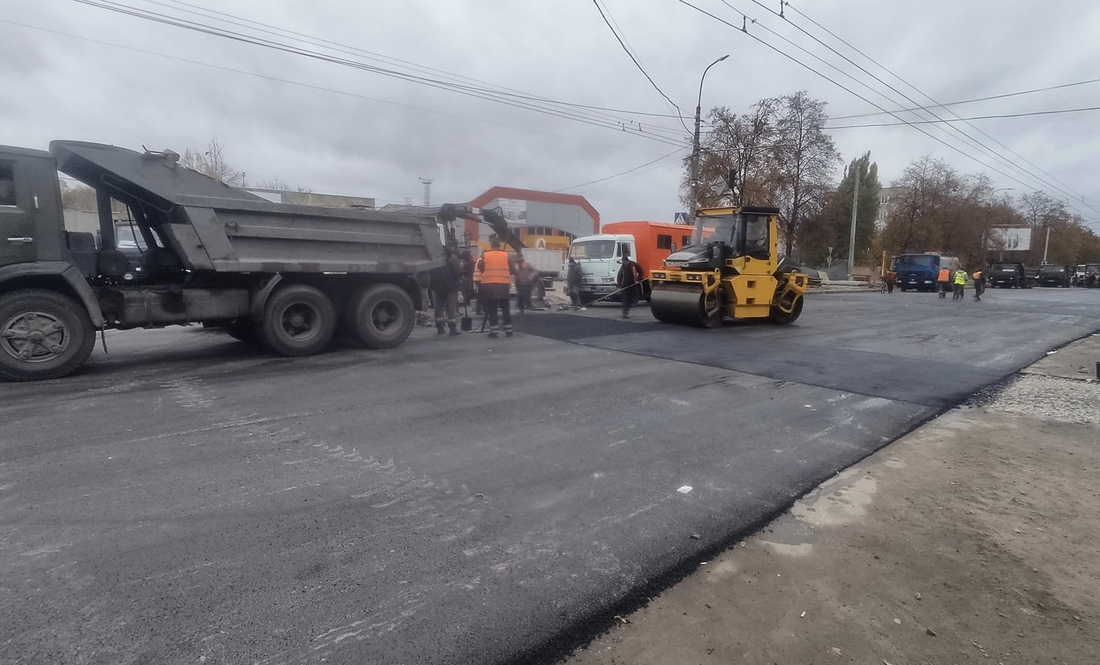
xmin=476 ymin=237 xmax=516 ymax=338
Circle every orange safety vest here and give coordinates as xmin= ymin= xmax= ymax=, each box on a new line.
xmin=472 ymin=259 xmax=482 ymax=284
xmin=479 ymin=250 xmax=511 ymax=285
xmin=937 ymin=268 xmax=950 ymax=282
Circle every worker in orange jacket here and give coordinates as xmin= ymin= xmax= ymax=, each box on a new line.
xmin=937 ymin=267 xmax=951 ymax=298
xmin=475 ymin=237 xmax=515 ymax=338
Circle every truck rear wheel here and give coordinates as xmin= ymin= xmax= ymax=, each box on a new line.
xmin=345 ymin=283 xmax=415 ymax=349
xmin=259 ymin=284 xmax=336 ymax=356
xmin=0 ymin=289 xmax=95 ymax=382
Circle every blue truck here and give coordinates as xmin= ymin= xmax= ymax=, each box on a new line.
xmin=894 ymin=253 xmax=961 ymax=292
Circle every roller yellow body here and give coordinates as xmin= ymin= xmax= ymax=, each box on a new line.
xmin=649 ymin=206 xmax=808 ymax=328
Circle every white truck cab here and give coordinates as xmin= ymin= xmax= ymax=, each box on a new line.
xmin=565 ymin=234 xmax=636 ymax=302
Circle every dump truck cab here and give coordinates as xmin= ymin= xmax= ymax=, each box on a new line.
xmin=649 ymin=206 xmax=807 ymax=328
xmin=566 ymin=233 xmax=636 ymax=303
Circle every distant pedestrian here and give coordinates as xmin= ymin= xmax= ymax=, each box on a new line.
xmin=430 ymin=247 xmax=463 ymax=335
xmin=566 ymin=258 xmax=583 ymax=307
xmin=883 ymin=269 xmax=897 ymax=294
xmin=616 ymin=252 xmax=644 ymax=319
xmin=937 ymin=267 xmax=951 ymax=299
xmin=952 ymin=268 xmax=967 ymax=301
xmin=972 ymin=270 xmax=986 ymax=302
xmin=475 ymin=237 xmax=515 ymax=338
xmin=513 ymin=252 xmax=536 ymax=314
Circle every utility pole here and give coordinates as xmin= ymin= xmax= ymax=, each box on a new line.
xmin=1043 ymin=224 xmax=1051 ymax=264
xmin=419 ymin=178 xmax=433 ymax=206
xmin=847 ymin=166 xmax=860 ymax=280
xmin=690 ymin=55 xmax=729 ymax=215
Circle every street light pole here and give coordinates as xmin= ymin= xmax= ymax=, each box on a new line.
xmin=690 ymin=54 xmax=729 ymax=216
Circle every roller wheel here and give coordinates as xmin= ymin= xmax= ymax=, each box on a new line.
xmin=259 ymin=284 xmax=336 ymax=356
xmin=770 ymin=295 xmax=804 ymax=325
xmin=344 ymin=283 xmax=415 ymax=349
xmin=701 ymin=291 xmax=723 ymax=328
xmin=0 ymin=289 xmax=95 ymax=381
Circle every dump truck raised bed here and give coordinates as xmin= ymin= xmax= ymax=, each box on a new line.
xmin=0 ymin=140 xmax=445 ymax=381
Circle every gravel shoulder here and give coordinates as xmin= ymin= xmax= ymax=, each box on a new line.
xmin=565 ymin=334 xmax=1100 ymax=665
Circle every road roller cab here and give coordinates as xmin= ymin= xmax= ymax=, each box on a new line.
xmin=649 ymin=206 xmax=807 ymax=328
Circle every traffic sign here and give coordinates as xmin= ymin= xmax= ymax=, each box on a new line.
xmin=674 ymin=212 xmax=689 ymax=224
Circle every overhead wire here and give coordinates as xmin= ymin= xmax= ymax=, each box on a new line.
xmin=155 ymin=0 xmax=685 ymax=120
xmin=830 ymin=76 xmax=1100 ymax=121
xmin=674 ymin=0 xmax=1099 ymax=229
xmin=0 ymin=18 xmax=676 ymax=157
xmin=827 ymin=105 xmax=1100 ymax=129
xmin=742 ymin=0 xmax=1099 ymax=219
xmin=68 ymin=0 xmax=691 ymax=147
xmin=554 ymin=147 xmax=687 ymax=192
xmin=590 ymin=0 xmax=694 ymax=135
xmin=781 ymin=0 xmax=1100 ymax=216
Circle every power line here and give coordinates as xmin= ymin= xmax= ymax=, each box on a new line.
xmin=554 ymin=147 xmax=686 ymax=192
xmin=675 ymin=0 xmax=1099 ymax=229
xmin=827 ymin=105 xmax=1100 ymax=129
xmin=781 ymin=0 xmax=1100 ymax=218
xmin=155 ymin=0 xmax=684 ymax=120
xmin=741 ymin=0 xmax=1098 ymax=218
xmin=590 ymin=0 xmax=692 ymax=134
xmin=0 ymin=18 xmax=677 ymax=157
xmin=68 ymin=0 xmax=690 ymax=147
xmin=830 ymin=77 xmax=1100 ymax=121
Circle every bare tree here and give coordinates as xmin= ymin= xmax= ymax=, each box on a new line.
xmin=182 ymin=138 xmax=246 ymax=187
xmin=683 ymin=100 xmax=776 ymax=210
xmin=771 ymin=92 xmax=841 ymax=256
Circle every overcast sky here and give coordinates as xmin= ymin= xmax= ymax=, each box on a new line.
xmin=3 ymin=0 xmax=1099 ymax=229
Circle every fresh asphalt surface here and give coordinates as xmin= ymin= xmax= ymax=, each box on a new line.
xmin=2 ymin=288 xmax=1098 ymax=664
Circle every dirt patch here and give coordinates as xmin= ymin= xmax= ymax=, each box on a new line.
xmin=564 ymin=337 xmax=1100 ymax=665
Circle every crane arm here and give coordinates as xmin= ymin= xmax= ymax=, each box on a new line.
xmin=437 ymin=203 xmax=526 ymax=253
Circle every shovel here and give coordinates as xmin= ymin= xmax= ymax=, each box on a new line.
xmin=460 ymin=292 xmax=473 ymax=332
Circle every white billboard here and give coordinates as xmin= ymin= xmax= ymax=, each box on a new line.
xmin=988 ymin=227 xmax=1031 ymax=252
xmin=492 ymin=198 xmax=528 ymax=226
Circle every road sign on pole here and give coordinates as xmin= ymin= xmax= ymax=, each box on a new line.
xmin=674 ymin=212 xmax=689 ymax=225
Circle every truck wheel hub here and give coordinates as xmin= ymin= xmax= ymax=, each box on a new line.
xmin=1 ymin=311 xmax=69 ymax=363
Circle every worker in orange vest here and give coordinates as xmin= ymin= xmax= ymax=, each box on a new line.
xmin=936 ymin=266 xmax=951 ymax=299
xmin=475 ymin=237 xmax=516 ymax=338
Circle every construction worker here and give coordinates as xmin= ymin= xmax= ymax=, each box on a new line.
xmin=513 ymin=252 xmax=536 ymax=314
xmin=566 ymin=258 xmax=583 ymax=308
xmin=937 ymin=266 xmax=952 ymax=298
xmin=430 ymin=247 xmax=463 ymax=335
xmin=952 ymin=267 xmax=967 ymax=301
xmin=616 ymin=251 xmax=644 ymax=319
xmin=972 ymin=269 xmax=986 ymax=302
xmin=475 ymin=237 xmax=515 ymax=338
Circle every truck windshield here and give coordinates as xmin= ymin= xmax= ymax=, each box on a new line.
xmin=992 ymin=263 xmax=1015 ymax=272
xmin=896 ymin=255 xmax=937 ymax=268
xmin=1039 ymin=266 xmax=1065 ymax=274
xmin=569 ymin=240 xmax=615 ymax=260
xmin=692 ymin=214 xmax=739 ymax=247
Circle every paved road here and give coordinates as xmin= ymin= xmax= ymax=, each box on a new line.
xmin=2 ymin=288 xmax=1097 ymax=664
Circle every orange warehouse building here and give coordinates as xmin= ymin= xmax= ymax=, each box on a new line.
xmin=462 ymin=186 xmax=599 ymax=252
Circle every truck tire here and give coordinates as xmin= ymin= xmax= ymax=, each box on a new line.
xmin=0 ymin=289 xmax=96 ymax=382
xmin=344 ymin=283 xmax=415 ymax=349
xmin=259 ymin=284 xmax=336 ymax=357
xmin=225 ymin=320 xmax=258 ymax=344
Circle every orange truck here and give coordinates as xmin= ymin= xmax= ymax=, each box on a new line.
xmin=566 ymin=221 xmax=693 ymax=302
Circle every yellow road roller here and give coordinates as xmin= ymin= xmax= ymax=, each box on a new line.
xmin=649 ymin=206 xmax=807 ymax=327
